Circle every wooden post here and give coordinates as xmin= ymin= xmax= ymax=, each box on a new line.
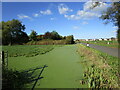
xmin=1 ymin=51 xmax=8 ymax=69
xmin=6 ymin=51 xmax=8 ymax=68
xmin=2 ymin=51 xmax=4 ymax=65
xmin=0 ymin=51 xmax=2 ymax=64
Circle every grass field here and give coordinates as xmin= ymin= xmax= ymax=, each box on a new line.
xmin=80 ymin=41 xmax=119 ymax=48
xmin=3 ymin=45 xmax=87 ymax=88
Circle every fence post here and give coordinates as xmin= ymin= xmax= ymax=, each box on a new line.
xmin=1 ymin=51 xmax=8 ymax=69
xmin=2 ymin=51 xmax=4 ymax=66
xmin=6 ymin=51 xmax=8 ymax=68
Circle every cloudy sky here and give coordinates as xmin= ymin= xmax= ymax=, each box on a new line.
xmin=2 ymin=2 xmax=117 ymax=39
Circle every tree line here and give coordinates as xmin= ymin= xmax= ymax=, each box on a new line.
xmin=1 ymin=19 xmax=74 ymax=45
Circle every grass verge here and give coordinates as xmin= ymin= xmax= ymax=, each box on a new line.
xmin=80 ymin=41 xmax=119 ymax=48
xmin=77 ymin=44 xmax=119 ymax=88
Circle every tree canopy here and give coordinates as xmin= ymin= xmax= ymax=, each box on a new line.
xmin=36 ymin=31 xmax=62 ymax=40
xmin=100 ymin=2 xmax=120 ymax=43
xmin=29 ymin=30 xmax=37 ymax=41
xmin=1 ymin=19 xmax=29 ymax=45
xmin=90 ymin=2 xmax=120 ymax=43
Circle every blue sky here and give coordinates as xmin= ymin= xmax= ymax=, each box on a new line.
xmin=2 ymin=2 xmax=117 ymax=39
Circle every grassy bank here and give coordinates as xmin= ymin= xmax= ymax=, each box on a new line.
xmin=80 ymin=41 xmax=119 ymax=48
xmin=77 ymin=44 xmax=119 ymax=88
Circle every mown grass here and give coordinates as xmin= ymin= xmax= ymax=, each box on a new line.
xmin=77 ymin=44 xmax=119 ymax=88
xmin=80 ymin=41 xmax=119 ymax=48
xmin=2 ymin=45 xmax=59 ymax=57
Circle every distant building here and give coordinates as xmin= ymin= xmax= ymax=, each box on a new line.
xmin=111 ymin=37 xmax=117 ymax=41
xmin=99 ymin=38 xmax=102 ymax=41
xmin=76 ymin=37 xmax=118 ymax=42
xmin=104 ymin=38 xmax=108 ymax=41
xmin=107 ymin=38 xmax=112 ymax=41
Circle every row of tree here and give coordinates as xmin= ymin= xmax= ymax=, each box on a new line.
xmin=1 ymin=19 xmax=74 ymax=45
xmin=29 ymin=30 xmax=74 ymax=44
xmin=29 ymin=30 xmax=62 ymax=41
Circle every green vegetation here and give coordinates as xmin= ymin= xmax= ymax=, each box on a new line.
xmin=2 ymin=68 xmax=35 ymax=89
xmin=3 ymin=45 xmax=55 ymax=57
xmin=1 ymin=19 xmax=29 ymax=45
xmin=77 ymin=44 xmax=119 ymax=88
xmin=26 ymin=37 xmax=74 ymax=45
xmin=1 ymin=19 xmax=75 ymax=45
xmin=80 ymin=40 xmax=119 ymax=48
xmin=38 ymin=31 xmax=62 ymax=40
xmin=28 ymin=30 xmax=75 ymax=45
xmin=29 ymin=30 xmax=37 ymax=41
xmin=26 ymin=39 xmax=67 ymax=45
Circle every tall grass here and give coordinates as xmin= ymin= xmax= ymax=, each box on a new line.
xmin=77 ymin=44 xmax=119 ymax=88
xmin=26 ymin=39 xmax=69 ymax=45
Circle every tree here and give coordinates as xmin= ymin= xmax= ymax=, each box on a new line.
xmin=2 ymin=19 xmax=29 ymax=45
xmin=66 ymin=35 xmax=75 ymax=44
xmin=44 ymin=31 xmax=52 ymax=39
xmin=29 ymin=30 xmax=37 ymax=41
xmin=90 ymin=2 xmax=120 ymax=44
xmin=51 ymin=31 xmax=61 ymax=40
xmin=18 ymin=32 xmax=29 ymax=44
xmin=36 ymin=35 xmax=44 ymax=41
xmin=101 ymin=2 xmax=120 ymax=44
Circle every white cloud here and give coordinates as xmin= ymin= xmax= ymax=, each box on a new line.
xmin=50 ymin=17 xmax=56 ymax=20
xmin=58 ymin=4 xmax=73 ymax=14
xmin=112 ymin=30 xmax=117 ymax=33
xmin=77 ymin=10 xmax=100 ymax=19
xmin=73 ymin=26 xmax=80 ymax=30
xmin=63 ymin=1 xmax=110 ymax=20
xmin=17 ymin=14 xmax=32 ymax=20
xmin=82 ymin=21 xmax=88 ymax=25
xmin=40 ymin=9 xmax=52 ymax=15
xmin=33 ymin=13 xmax=39 ymax=17
xmin=84 ymin=1 xmax=110 ymax=13
xmin=64 ymin=10 xmax=100 ymax=20
xmin=64 ymin=14 xmax=79 ymax=20
xmin=112 ymin=26 xmax=118 ymax=29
